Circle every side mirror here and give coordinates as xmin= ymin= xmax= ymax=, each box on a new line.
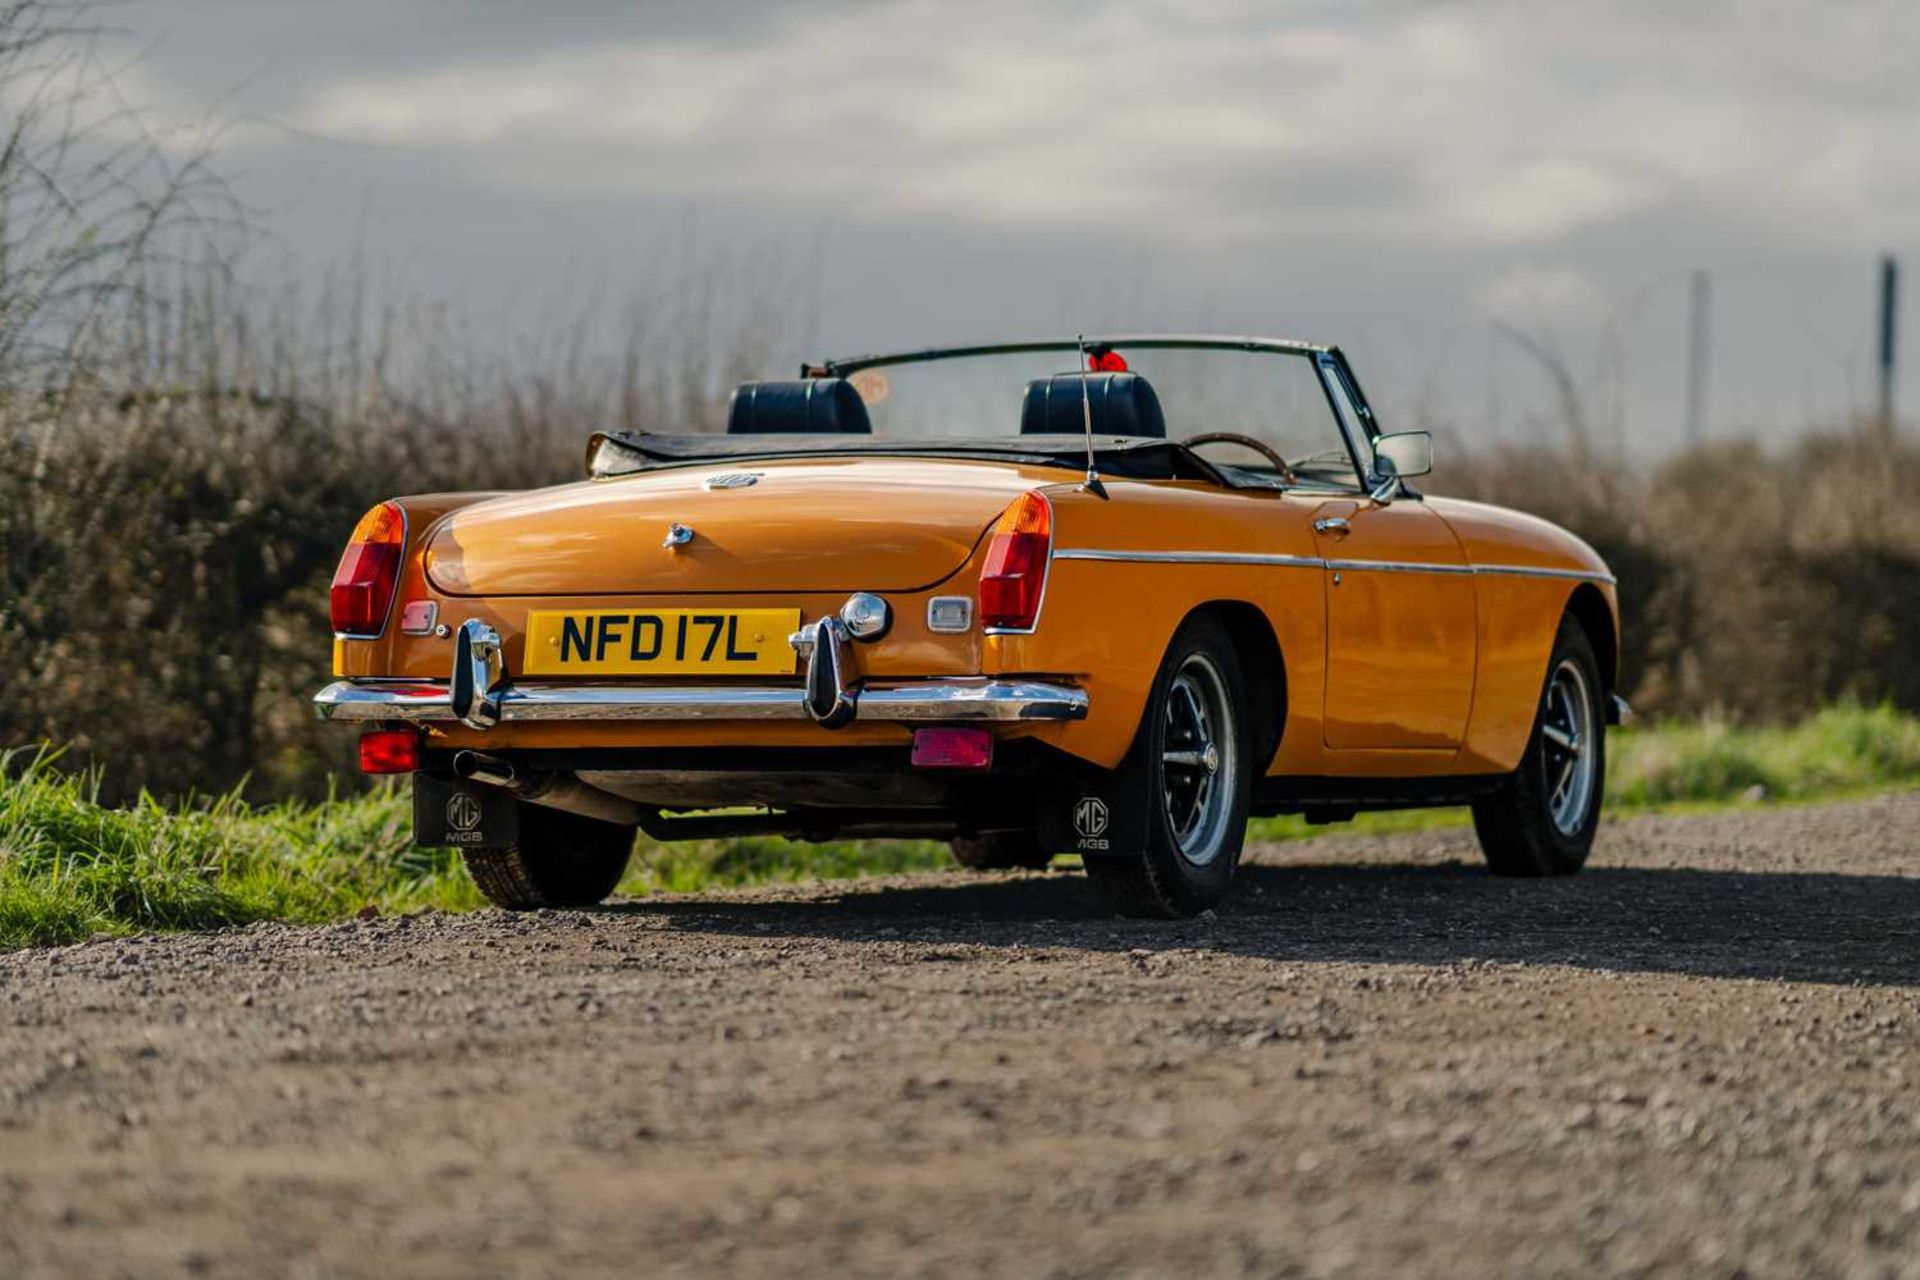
xmin=1373 ymin=430 xmax=1433 ymax=480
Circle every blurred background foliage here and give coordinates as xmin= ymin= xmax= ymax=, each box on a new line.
xmin=0 ymin=2 xmax=1916 ymax=805
xmin=9 ymin=346 xmax=1914 ymax=806
xmin=1436 ymin=438 xmax=1920 ymax=726
xmin=0 ymin=269 xmax=787 ymax=801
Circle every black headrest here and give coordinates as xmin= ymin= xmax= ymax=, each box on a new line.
xmin=1020 ymin=372 xmax=1165 ymax=439
xmin=727 ymin=379 xmax=872 ymax=434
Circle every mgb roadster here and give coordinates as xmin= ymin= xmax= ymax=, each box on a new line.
xmin=316 ymin=336 xmax=1623 ymax=917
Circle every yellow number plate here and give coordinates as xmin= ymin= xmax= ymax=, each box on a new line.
xmin=522 ymin=609 xmax=801 ymax=676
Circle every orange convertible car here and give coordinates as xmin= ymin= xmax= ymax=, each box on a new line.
xmin=316 ymin=336 xmax=1624 ymax=917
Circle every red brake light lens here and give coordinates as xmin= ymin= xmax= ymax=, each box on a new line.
xmin=330 ymin=501 xmax=407 ymax=637
xmin=357 ymin=729 xmax=420 ymax=775
xmin=979 ymin=491 xmax=1052 ymax=631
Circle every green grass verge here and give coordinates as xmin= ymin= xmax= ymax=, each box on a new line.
xmin=0 ymin=751 xmax=480 ymax=948
xmin=3 ymin=705 xmax=1917 ymax=949
xmin=1247 ymin=701 xmax=1920 ymax=843
xmin=0 ymin=747 xmax=946 ymax=948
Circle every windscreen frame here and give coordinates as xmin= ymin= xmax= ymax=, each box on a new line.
xmin=810 ymin=334 xmax=1383 ymax=492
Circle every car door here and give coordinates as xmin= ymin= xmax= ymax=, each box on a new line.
xmin=1307 ymin=496 xmax=1478 ymax=749
xmin=1310 ymin=355 xmax=1477 ymax=750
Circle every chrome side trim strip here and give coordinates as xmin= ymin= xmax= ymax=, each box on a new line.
xmin=313 ymin=678 xmax=1088 ymax=725
xmin=1473 ymin=563 xmax=1617 ymax=584
xmin=1053 ymin=547 xmax=1614 ymax=584
xmin=1323 ymin=557 xmax=1474 ymax=576
xmin=1053 ymin=549 xmax=1324 ymax=569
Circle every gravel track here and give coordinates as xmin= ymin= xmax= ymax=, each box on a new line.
xmin=3 ymin=795 xmax=1917 ymax=1279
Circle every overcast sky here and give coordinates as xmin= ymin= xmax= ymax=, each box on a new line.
xmin=105 ymin=0 xmax=1920 ymax=452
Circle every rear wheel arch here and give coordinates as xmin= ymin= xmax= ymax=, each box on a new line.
xmin=1086 ymin=612 xmax=1254 ymax=917
xmin=1186 ymin=600 xmax=1287 ymax=770
xmin=1564 ymin=583 xmax=1618 ymax=694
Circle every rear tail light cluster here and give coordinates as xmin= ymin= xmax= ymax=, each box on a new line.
xmin=978 ymin=491 xmax=1052 ymax=632
xmin=330 ymin=501 xmax=407 ymax=637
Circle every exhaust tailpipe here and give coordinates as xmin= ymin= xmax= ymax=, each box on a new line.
xmin=452 ymin=751 xmax=645 ymax=827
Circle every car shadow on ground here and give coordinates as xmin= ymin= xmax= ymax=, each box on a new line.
xmin=607 ymin=861 xmax=1920 ymax=989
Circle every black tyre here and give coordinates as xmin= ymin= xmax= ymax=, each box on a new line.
xmin=1085 ymin=615 xmax=1252 ymax=918
xmin=950 ymin=830 xmax=1055 ymax=871
xmin=461 ymin=804 xmax=635 ymax=909
xmin=1471 ymin=615 xmax=1606 ymax=876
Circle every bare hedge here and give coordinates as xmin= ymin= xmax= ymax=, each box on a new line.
xmin=5 ymin=386 xmax=1913 ymax=804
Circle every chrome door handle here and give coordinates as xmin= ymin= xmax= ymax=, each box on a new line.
xmin=1313 ymin=517 xmax=1351 ymax=535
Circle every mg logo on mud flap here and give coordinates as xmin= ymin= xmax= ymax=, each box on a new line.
xmin=445 ymin=792 xmax=484 ymax=845
xmin=1073 ymin=796 xmax=1110 ymax=850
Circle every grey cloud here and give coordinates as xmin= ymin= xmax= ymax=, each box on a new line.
xmin=101 ymin=0 xmax=1920 ymax=448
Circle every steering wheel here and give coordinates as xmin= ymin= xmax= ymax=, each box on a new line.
xmin=1179 ymin=432 xmax=1297 ymax=485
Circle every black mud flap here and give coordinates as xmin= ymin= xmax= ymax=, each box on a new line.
xmin=1036 ymin=736 xmax=1154 ymax=859
xmin=413 ymin=773 xmax=520 ymax=850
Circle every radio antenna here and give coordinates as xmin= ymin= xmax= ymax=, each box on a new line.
xmin=1076 ymin=334 xmax=1108 ymax=499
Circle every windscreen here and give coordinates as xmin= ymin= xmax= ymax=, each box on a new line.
xmin=843 ymin=345 xmax=1365 ymax=489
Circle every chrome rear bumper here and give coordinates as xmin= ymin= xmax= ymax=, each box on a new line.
xmin=313 ymin=677 xmax=1088 ymax=725
xmin=318 ymin=616 xmax=1087 ymax=731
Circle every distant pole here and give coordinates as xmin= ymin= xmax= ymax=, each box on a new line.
xmin=1878 ymin=255 xmax=1899 ymax=435
xmin=1685 ymin=270 xmax=1711 ymax=447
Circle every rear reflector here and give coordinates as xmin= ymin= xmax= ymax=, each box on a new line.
xmin=331 ymin=501 xmax=407 ymax=637
xmin=911 ymin=727 xmax=993 ymax=770
xmin=358 ymin=729 xmax=420 ymax=774
xmin=978 ymin=491 xmax=1052 ymax=631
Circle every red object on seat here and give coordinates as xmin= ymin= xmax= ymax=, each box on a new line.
xmin=911 ymin=728 xmax=993 ymax=770
xmin=1089 ymin=350 xmax=1129 ymax=372
xmin=358 ymin=729 xmax=420 ymax=774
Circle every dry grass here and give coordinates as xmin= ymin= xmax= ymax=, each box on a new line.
xmin=0 ymin=266 xmax=792 ymax=802
xmin=1436 ymin=437 xmax=1920 ymax=721
xmin=7 ymin=328 xmax=1916 ymax=804
xmin=1 ymin=3 xmax=1916 ymax=805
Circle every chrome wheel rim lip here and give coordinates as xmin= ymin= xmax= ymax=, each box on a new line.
xmin=1542 ymin=658 xmax=1597 ymax=836
xmin=1162 ymin=653 xmax=1237 ymax=867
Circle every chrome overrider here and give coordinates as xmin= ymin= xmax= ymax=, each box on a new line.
xmin=313 ymin=617 xmax=1089 ymax=730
